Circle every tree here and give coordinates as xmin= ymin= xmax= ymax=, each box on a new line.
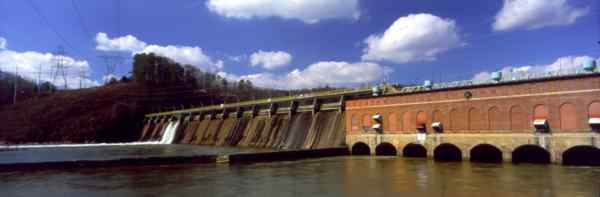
xmin=39 ymin=82 xmax=57 ymax=92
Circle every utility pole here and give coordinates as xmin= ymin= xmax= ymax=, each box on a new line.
xmin=35 ymin=64 xmax=42 ymax=93
xmin=13 ymin=65 xmax=18 ymax=105
xmin=79 ymin=68 xmax=86 ymax=89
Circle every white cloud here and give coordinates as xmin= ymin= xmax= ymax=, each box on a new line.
xmin=362 ymin=13 xmax=464 ymax=64
xmin=95 ymin=32 xmax=147 ymax=52
xmin=250 ymin=50 xmax=292 ymax=70
xmin=206 ymin=0 xmax=360 ymax=24
xmin=95 ymin=32 xmax=224 ymax=71
xmin=220 ymin=61 xmax=392 ymax=89
xmin=227 ymin=55 xmax=245 ymax=62
xmin=0 ymin=49 xmax=98 ymax=89
xmin=473 ymin=55 xmax=598 ymax=82
xmin=493 ymin=0 xmax=589 ymax=31
xmin=0 ymin=37 xmax=7 ymax=50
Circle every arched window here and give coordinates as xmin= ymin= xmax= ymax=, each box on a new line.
xmin=589 ymin=102 xmax=600 ymax=118
xmin=533 ymin=104 xmax=548 ymax=120
xmin=416 ymin=111 xmax=427 ymax=131
xmin=449 ymin=109 xmax=464 ymax=131
xmin=488 ymin=106 xmax=504 ymax=130
xmin=432 ymin=110 xmax=443 ymax=124
xmin=510 ymin=105 xmax=527 ymax=130
xmin=362 ymin=114 xmax=371 ymax=128
xmin=560 ymin=103 xmax=577 ymax=131
xmin=387 ymin=113 xmax=397 ymax=131
xmin=351 ymin=114 xmax=359 ymax=132
xmin=402 ymin=112 xmax=412 ymax=132
xmin=468 ymin=107 xmax=483 ymax=130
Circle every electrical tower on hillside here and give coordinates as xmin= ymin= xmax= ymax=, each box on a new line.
xmin=98 ymin=54 xmax=124 ymax=83
xmin=51 ymin=46 xmax=68 ymax=89
xmin=78 ymin=67 xmax=89 ymax=89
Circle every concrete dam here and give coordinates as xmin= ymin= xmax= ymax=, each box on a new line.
xmin=140 ymin=90 xmax=371 ymax=150
xmin=140 ymin=111 xmax=346 ymax=149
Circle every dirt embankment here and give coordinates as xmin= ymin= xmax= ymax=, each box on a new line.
xmin=0 ymin=82 xmax=214 ymax=144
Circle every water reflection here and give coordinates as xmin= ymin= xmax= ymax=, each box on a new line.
xmin=1 ymin=156 xmax=599 ymax=197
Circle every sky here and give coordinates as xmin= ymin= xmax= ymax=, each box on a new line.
xmin=0 ymin=0 xmax=598 ymax=89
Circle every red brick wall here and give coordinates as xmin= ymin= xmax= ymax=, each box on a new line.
xmin=346 ymin=75 xmax=600 ymax=134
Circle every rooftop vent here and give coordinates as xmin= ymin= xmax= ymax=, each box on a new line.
xmin=372 ymin=86 xmax=381 ymax=96
xmin=583 ymin=59 xmax=596 ymax=72
xmin=423 ymin=80 xmax=432 ymax=89
xmin=491 ymin=71 xmax=502 ymax=82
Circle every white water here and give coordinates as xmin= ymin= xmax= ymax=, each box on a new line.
xmin=159 ymin=121 xmax=179 ymax=144
xmin=0 ymin=141 xmax=162 ymax=149
xmin=0 ymin=120 xmax=181 ymax=149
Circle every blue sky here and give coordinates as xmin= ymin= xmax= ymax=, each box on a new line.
xmin=0 ymin=0 xmax=597 ymax=89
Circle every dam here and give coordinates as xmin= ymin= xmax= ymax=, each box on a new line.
xmin=144 ymin=63 xmax=600 ymax=166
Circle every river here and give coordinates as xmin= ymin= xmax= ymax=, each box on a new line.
xmin=1 ymin=155 xmax=599 ymax=197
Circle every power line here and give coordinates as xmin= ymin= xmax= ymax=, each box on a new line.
xmin=26 ymin=0 xmax=81 ymax=55
xmin=13 ymin=64 xmax=18 ymax=105
xmin=115 ymin=0 xmax=120 ymax=36
xmin=71 ymin=0 xmax=92 ymax=39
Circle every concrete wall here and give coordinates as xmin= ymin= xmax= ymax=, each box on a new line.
xmin=346 ymin=132 xmax=600 ymax=164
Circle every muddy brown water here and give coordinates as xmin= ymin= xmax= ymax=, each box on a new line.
xmin=1 ymin=156 xmax=598 ymax=197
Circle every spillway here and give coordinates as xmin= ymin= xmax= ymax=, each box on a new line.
xmin=141 ymin=111 xmax=346 ymax=150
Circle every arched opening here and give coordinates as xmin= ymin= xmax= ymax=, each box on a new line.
xmin=510 ymin=105 xmax=527 ymax=130
xmin=512 ymin=145 xmax=551 ymax=164
xmin=387 ymin=113 xmax=397 ymax=131
xmin=533 ymin=105 xmax=548 ymax=120
xmin=589 ymin=102 xmax=600 ymax=118
xmin=488 ymin=106 xmax=506 ymax=130
xmin=402 ymin=112 xmax=412 ymax=132
xmin=470 ymin=144 xmax=503 ymax=163
xmin=559 ymin=103 xmax=577 ymax=131
xmin=449 ymin=109 xmax=463 ymax=130
xmin=416 ymin=111 xmax=428 ymax=133
xmin=433 ymin=143 xmax=462 ymax=161
xmin=468 ymin=107 xmax=484 ymax=130
xmin=562 ymin=146 xmax=600 ymax=166
xmin=432 ymin=110 xmax=443 ymax=123
xmin=351 ymin=114 xmax=359 ymax=132
xmin=375 ymin=143 xmax=397 ymax=156
xmin=402 ymin=143 xmax=427 ymax=157
xmin=351 ymin=142 xmax=371 ymax=155
xmin=362 ymin=114 xmax=371 ymax=128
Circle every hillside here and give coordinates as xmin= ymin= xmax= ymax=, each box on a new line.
xmin=0 ymin=53 xmax=342 ymax=144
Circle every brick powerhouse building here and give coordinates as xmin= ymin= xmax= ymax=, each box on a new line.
xmin=345 ymin=72 xmax=600 ymax=165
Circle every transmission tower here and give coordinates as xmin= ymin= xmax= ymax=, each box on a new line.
xmin=52 ymin=46 xmax=68 ymax=89
xmin=98 ymin=54 xmax=124 ymax=84
xmin=78 ymin=67 xmax=89 ymax=89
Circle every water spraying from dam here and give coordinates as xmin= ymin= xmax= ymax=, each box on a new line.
xmin=140 ymin=111 xmax=346 ymax=150
xmin=1 ymin=120 xmax=181 ymax=150
xmin=158 ymin=121 xmax=179 ymax=144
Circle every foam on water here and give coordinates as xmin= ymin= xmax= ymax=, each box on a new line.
xmin=1 ymin=121 xmax=181 ymax=149
xmin=0 ymin=141 xmax=163 ymax=149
